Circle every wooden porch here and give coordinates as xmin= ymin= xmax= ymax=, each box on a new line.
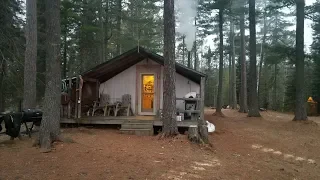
xmin=60 ymin=74 xmax=206 ymax=136
xmin=60 ymin=116 xmax=197 ymax=127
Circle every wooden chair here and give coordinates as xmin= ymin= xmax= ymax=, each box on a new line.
xmin=114 ymin=94 xmax=132 ymax=116
xmin=92 ymin=94 xmax=110 ymax=116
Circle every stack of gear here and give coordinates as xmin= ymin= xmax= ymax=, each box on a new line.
xmin=0 ymin=109 xmax=43 ymax=139
xmin=21 ymin=109 xmax=42 ymax=127
xmin=184 ymin=92 xmax=198 ymax=119
xmin=0 ymin=112 xmax=22 ymax=138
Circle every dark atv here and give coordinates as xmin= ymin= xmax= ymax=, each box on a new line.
xmin=0 ymin=109 xmax=42 ymax=139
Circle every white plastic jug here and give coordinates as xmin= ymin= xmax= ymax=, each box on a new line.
xmin=206 ymin=121 xmax=215 ymax=133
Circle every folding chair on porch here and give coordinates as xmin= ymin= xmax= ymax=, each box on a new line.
xmin=92 ymin=94 xmax=110 ymax=116
xmin=114 ymin=94 xmax=132 ymax=116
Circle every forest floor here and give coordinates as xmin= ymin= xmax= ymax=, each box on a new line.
xmin=0 ymin=109 xmax=320 ymax=180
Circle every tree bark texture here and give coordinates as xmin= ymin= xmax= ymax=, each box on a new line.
xmin=293 ymin=0 xmax=307 ymax=121
xmin=239 ymin=7 xmax=248 ymax=113
xmin=273 ymin=64 xmax=277 ymax=110
xmin=199 ymin=77 xmax=208 ymax=143
xmin=231 ymin=19 xmax=237 ymax=109
xmin=216 ymin=8 xmax=224 ymax=114
xmin=248 ymin=0 xmax=261 ymax=117
xmin=23 ymin=0 xmax=37 ymax=109
xmin=0 ymin=55 xmax=6 ymax=112
xmin=182 ymin=36 xmax=185 ymax=65
xmin=194 ymin=17 xmax=198 ymax=71
xmin=63 ymin=30 xmax=67 ymax=79
xmin=228 ymin=32 xmax=232 ymax=107
xmin=39 ymin=0 xmax=61 ymax=150
xmin=116 ymin=0 xmax=122 ymax=55
xmin=188 ymin=126 xmax=199 ymax=143
xmin=105 ymin=0 xmax=109 ymax=59
xmin=188 ymin=51 xmax=191 ymax=68
xmin=189 ymin=77 xmax=208 ymax=144
xmin=99 ymin=0 xmax=106 ymax=63
xmin=161 ymin=0 xmax=178 ymax=136
xmin=258 ymin=10 xmax=267 ymax=107
xmin=36 ymin=0 xmax=46 ymax=102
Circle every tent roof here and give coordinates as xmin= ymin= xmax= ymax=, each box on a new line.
xmin=82 ymin=46 xmax=206 ymax=84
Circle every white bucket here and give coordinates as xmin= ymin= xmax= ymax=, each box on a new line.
xmin=179 ymin=113 xmax=184 ymax=121
xmin=206 ymin=121 xmax=215 ymax=133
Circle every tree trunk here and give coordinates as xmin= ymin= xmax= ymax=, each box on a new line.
xmin=216 ymin=8 xmax=224 ymax=114
xmin=161 ymin=0 xmax=178 ymax=136
xmin=231 ymin=18 xmax=237 ymax=109
xmin=63 ymin=30 xmax=67 ymax=79
xmin=0 ymin=54 xmax=6 ymax=112
xmin=239 ymin=6 xmax=248 ymax=113
xmin=228 ymin=26 xmax=232 ymax=107
xmin=105 ymin=0 xmax=109 ymax=59
xmin=23 ymin=0 xmax=37 ymax=109
xmin=116 ymin=0 xmax=122 ymax=55
xmin=36 ymin=0 xmax=46 ymax=103
xmin=188 ymin=126 xmax=199 ymax=143
xmin=187 ymin=51 xmax=191 ymax=68
xmin=79 ymin=0 xmax=88 ymax=72
xmin=248 ymin=0 xmax=261 ymax=117
xmin=99 ymin=0 xmax=106 ymax=63
xmin=39 ymin=0 xmax=61 ymax=151
xmin=273 ymin=63 xmax=277 ymax=110
xmin=293 ymin=0 xmax=307 ymax=121
xmin=258 ymin=10 xmax=267 ymax=107
xmin=182 ymin=36 xmax=185 ymax=65
xmin=194 ymin=17 xmax=197 ymax=71
xmin=265 ymin=65 xmax=271 ymax=109
xmin=198 ymin=77 xmax=209 ymax=143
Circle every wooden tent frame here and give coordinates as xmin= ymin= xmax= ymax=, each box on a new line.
xmin=62 ymin=75 xmax=99 ymax=119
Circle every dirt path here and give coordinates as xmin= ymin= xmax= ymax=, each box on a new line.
xmin=206 ymin=109 xmax=320 ymax=180
xmin=0 ymin=110 xmax=319 ymax=180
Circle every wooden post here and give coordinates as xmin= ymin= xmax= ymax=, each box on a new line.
xmin=74 ymin=76 xmax=79 ymax=118
xmin=200 ymin=78 xmax=205 ymax=122
xmin=188 ymin=125 xmax=199 ymax=143
xmin=96 ymin=80 xmax=100 ymax=101
xmin=77 ymin=75 xmax=83 ymax=119
xmin=198 ymin=77 xmax=209 ymax=143
xmin=67 ymin=78 xmax=72 ymax=119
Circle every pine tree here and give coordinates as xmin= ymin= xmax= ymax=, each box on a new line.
xmin=161 ymin=0 xmax=178 ymax=136
xmin=23 ymin=0 xmax=37 ymax=109
xmin=204 ymin=47 xmax=215 ymax=106
xmin=230 ymin=17 xmax=237 ymax=109
xmin=239 ymin=0 xmax=248 ymax=113
xmin=38 ymin=0 xmax=61 ymax=151
xmin=293 ymin=0 xmax=307 ymax=121
xmin=0 ymin=0 xmax=24 ymax=111
xmin=248 ymin=0 xmax=261 ymax=117
xmin=36 ymin=0 xmax=46 ymax=102
xmin=216 ymin=4 xmax=224 ymax=114
xmin=311 ymin=1 xmax=320 ymax=101
xmin=115 ymin=0 xmax=122 ymax=55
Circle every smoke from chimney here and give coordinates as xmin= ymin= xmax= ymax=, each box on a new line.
xmin=176 ymin=0 xmax=197 ymax=51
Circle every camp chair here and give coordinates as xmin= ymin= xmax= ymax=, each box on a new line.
xmin=114 ymin=94 xmax=132 ymax=116
xmin=92 ymin=94 xmax=110 ymax=116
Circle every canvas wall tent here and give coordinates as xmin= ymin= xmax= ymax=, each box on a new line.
xmin=62 ymin=46 xmax=206 ymax=118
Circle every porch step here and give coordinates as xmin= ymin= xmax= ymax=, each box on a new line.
xmin=120 ymin=121 xmax=154 ymax=136
xmin=120 ymin=128 xmax=154 ymax=136
xmin=126 ymin=120 xmax=154 ymax=124
xmin=121 ymin=123 xmax=153 ymax=129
